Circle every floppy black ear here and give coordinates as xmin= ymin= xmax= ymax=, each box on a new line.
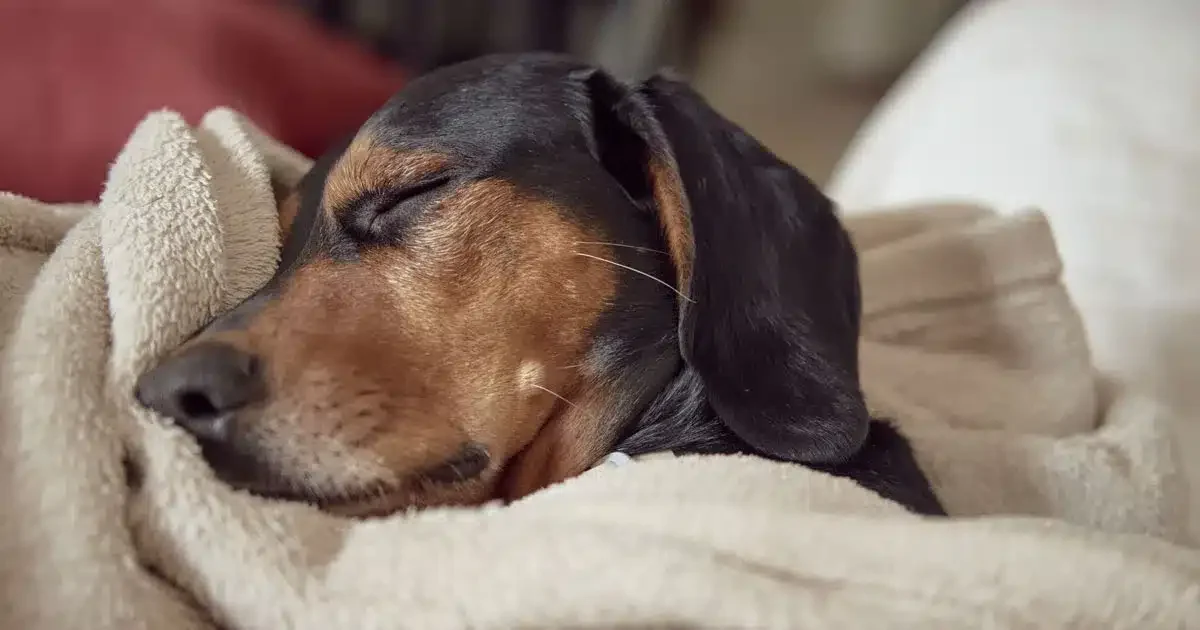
xmin=589 ymin=70 xmax=869 ymax=464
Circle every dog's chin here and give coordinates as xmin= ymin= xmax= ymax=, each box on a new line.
xmin=247 ymin=483 xmax=417 ymax=519
xmin=320 ymin=494 xmax=418 ymax=519
xmin=197 ymin=438 xmax=499 ymax=517
xmin=217 ymin=472 xmax=497 ymax=518
xmin=204 ymin=457 xmax=499 ymax=518
xmin=317 ymin=482 xmax=497 ymax=518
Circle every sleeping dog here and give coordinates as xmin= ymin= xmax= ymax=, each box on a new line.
xmin=135 ymin=53 xmax=945 ymax=518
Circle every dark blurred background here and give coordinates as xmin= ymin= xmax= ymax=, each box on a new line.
xmin=296 ymin=0 xmax=722 ymax=80
xmin=0 ymin=0 xmax=963 ymax=203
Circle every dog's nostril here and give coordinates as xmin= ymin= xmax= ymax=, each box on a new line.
xmin=244 ymin=356 xmax=262 ymax=379
xmin=135 ymin=342 xmax=265 ymax=440
xmin=177 ymin=390 xmax=220 ymax=420
xmin=133 ymin=384 xmax=150 ymax=408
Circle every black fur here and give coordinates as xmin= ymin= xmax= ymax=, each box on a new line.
xmin=589 ymin=72 xmax=870 ymax=463
xmin=574 ymin=67 xmax=943 ymax=514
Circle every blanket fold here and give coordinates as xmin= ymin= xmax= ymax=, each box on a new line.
xmin=1 ymin=109 xmax=1196 ymax=629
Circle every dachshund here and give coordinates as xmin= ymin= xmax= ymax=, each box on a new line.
xmin=134 ymin=53 xmax=945 ymax=518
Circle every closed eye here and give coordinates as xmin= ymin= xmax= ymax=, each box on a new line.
xmin=350 ymin=175 xmax=454 ymax=241
xmin=379 ymin=175 xmax=454 ymax=213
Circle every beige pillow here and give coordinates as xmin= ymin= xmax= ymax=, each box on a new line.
xmin=828 ymin=0 xmax=1200 ymax=542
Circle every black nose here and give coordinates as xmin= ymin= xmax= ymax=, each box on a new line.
xmin=134 ymin=343 xmax=264 ymax=442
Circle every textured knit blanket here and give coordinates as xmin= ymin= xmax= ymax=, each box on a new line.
xmin=1 ymin=109 xmax=1195 ymax=629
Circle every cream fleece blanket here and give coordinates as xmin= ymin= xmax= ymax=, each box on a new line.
xmin=1 ymin=110 xmax=1197 ymax=629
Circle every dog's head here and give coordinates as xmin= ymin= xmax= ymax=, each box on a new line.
xmin=134 ymin=54 xmax=867 ymax=517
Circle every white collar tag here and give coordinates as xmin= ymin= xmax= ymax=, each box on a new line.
xmin=592 ymin=451 xmax=634 ymax=470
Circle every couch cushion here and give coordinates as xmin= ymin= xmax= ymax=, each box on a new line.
xmin=0 ymin=0 xmax=406 ymax=203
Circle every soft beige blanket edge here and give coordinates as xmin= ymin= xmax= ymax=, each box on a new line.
xmin=1 ymin=109 xmax=1196 ymax=629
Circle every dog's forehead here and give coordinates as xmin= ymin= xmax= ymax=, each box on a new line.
xmin=362 ymin=55 xmax=595 ymax=154
xmin=268 ymin=59 xmax=618 ymax=282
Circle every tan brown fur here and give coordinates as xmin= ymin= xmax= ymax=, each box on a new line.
xmin=648 ymin=157 xmax=694 ymax=295
xmin=499 ymin=384 xmax=624 ymax=501
xmin=276 ymin=191 xmax=301 ymax=239
xmin=184 ymin=169 xmax=621 ymax=513
xmin=322 ymin=136 xmax=450 ymax=213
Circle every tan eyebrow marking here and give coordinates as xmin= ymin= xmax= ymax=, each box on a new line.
xmin=276 ymin=190 xmax=301 ymax=240
xmin=322 ymin=134 xmax=450 ymax=215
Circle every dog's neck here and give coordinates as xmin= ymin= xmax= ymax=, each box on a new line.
xmin=614 ymin=365 xmax=744 ymax=458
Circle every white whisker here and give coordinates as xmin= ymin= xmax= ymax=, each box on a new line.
xmin=573 ymin=252 xmax=695 ymax=303
xmin=530 ymin=384 xmax=580 ymax=409
xmin=573 ymin=241 xmax=669 ymax=255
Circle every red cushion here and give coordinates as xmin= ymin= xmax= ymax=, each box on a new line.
xmin=0 ymin=0 xmax=407 ymax=203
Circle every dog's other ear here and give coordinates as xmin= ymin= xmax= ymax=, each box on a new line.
xmin=583 ymin=70 xmax=868 ymax=464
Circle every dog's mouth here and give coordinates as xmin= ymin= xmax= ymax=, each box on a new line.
xmin=197 ymin=439 xmax=493 ymax=517
xmin=239 ymin=482 xmax=409 ymax=516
